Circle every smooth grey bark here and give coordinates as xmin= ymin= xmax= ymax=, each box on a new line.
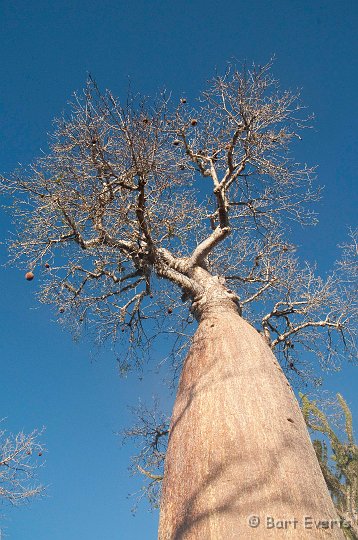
xmin=158 ymin=298 xmax=345 ymax=539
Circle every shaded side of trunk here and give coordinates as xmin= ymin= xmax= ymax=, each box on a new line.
xmin=158 ymin=307 xmax=345 ymax=539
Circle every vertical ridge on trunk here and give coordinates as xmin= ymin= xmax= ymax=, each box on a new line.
xmin=159 ymin=309 xmax=345 ymax=539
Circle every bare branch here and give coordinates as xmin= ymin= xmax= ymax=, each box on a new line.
xmin=0 ymin=63 xmax=355 ymax=374
xmin=0 ymin=423 xmax=45 ymax=506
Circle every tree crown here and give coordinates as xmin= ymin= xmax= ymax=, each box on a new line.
xmin=1 ymin=62 xmax=356 ymax=379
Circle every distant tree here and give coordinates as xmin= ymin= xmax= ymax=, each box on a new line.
xmin=1 ymin=62 xmax=357 ymax=538
xmin=122 ymin=399 xmax=168 ymax=513
xmin=301 ymin=393 xmax=358 ymax=539
xmin=0 ymin=423 xmax=44 ymax=506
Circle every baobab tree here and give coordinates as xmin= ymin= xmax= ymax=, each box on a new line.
xmin=1 ymin=62 xmax=357 ymax=538
xmin=0 ymin=423 xmax=44 ymax=506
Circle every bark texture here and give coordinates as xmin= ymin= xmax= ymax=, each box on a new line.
xmin=158 ymin=303 xmax=345 ymax=539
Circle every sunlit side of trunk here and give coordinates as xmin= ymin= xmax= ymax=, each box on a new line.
xmin=159 ymin=305 xmax=344 ymax=539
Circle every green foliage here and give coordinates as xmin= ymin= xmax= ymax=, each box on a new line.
xmin=300 ymin=393 xmax=358 ymax=538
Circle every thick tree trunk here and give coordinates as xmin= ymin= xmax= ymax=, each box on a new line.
xmin=158 ymin=303 xmax=345 ymax=539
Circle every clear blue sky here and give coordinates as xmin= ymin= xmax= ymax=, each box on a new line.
xmin=0 ymin=1 xmax=357 ymax=538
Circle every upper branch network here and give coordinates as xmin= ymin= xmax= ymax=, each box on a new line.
xmin=1 ymin=62 xmax=356 ymax=373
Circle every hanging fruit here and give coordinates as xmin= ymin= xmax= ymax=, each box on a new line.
xmin=25 ymin=271 xmax=34 ymax=281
